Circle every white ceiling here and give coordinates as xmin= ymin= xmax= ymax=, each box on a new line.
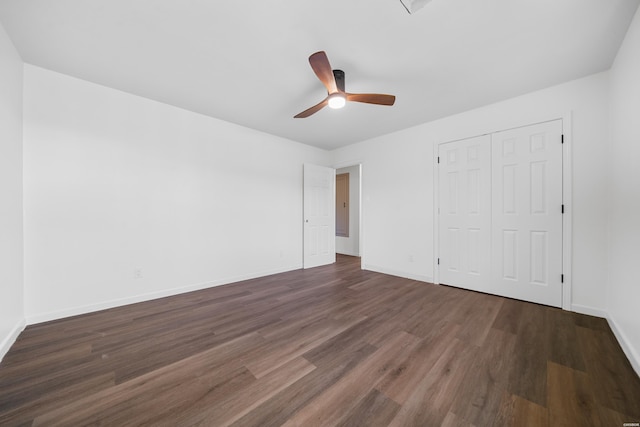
xmin=0 ymin=0 xmax=638 ymax=150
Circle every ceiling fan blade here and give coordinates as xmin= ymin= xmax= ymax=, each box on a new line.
xmin=346 ymin=93 xmax=396 ymax=106
xmin=294 ymin=97 xmax=329 ymax=118
xmin=309 ymin=51 xmax=338 ymax=94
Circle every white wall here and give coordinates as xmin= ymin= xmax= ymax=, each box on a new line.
xmin=332 ymin=131 xmax=435 ymax=282
xmin=23 ymin=65 xmax=329 ymax=323
xmin=335 ymin=165 xmax=360 ymax=257
xmin=608 ymin=7 xmax=640 ymax=375
xmin=332 ymin=71 xmax=610 ymax=312
xmin=0 ymin=22 xmax=24 ymax=360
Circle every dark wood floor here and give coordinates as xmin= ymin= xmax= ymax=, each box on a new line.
xmin=1 ymin=255 xmax=639 ymax=426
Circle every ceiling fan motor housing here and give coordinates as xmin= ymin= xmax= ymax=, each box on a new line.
xmin=333 ymin=69 xmax=345 ymax=92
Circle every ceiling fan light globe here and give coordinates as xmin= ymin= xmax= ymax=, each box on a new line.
xmin=328 ymin=94 xmax=346 ymax=109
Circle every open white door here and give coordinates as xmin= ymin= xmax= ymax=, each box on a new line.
xmin=304 ymin=164 xmax=336 ymax=268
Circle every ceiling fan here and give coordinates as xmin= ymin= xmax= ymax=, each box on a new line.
xmin=294 ymin=51 xmax=396 ymax=118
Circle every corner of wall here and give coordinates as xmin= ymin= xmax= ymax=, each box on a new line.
xmin=0 ymin=318 xmax=26 ymax=362
xmin=604 ymin=3 xmax=640 ymax=380
xmin=0 ymin=17 xmax=26 ymax=364
xmin=607 ymin=313 xmax=640 ymax=378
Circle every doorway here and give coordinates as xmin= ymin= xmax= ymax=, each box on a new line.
xmin=335 ymin=165 xmax=361 ymax=258
xmin=336 ymin=173 xmax=349 ymax=238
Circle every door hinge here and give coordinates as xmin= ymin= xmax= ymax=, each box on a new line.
xmin=561 ymin=204 xmax=565 ymax=214
xmin=561 ymin=274 xmax=564 ymax=283
xmin=437 ymin=258 xmax=440 ymax=265
xmin=437 ymin=156 xmax=440 ymax=164
xmin=561 ymin=134 xmax=564 ymax=144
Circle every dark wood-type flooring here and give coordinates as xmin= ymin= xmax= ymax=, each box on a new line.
xmin=1 ymin=255 xmax=640 ymax=426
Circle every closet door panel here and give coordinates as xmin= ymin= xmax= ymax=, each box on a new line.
xmin=438 ymin=135 xmax=492 ymax=291
xmin=491 ymin=120 xmax=563 ymax=307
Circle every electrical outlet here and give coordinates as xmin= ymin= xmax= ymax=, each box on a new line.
xmin=134 ymin=268 xmax=142 ymax=279
xmin=408 ymin=255 xmax=414 ymax=262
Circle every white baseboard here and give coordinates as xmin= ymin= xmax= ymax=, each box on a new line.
xmin=0 ymin=318 xmax=26 ymax=362
xmin=362 ymin=264 xmax=433 ymax=284
xmin=606 ymin=313 xmax=640 ymax=378
xmin=570 ymin=303 xmax=607 ymax=318
xmin=26 ymin=264 xmax=301 ymax=325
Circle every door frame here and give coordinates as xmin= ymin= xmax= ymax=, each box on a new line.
xmin=333 ymin=160 xmax=364 ymax=264
xmin=434 ymin=112 xmax=573 ymax=311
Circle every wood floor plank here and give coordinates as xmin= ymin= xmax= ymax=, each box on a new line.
xmin=31 ymin=332 xmax=265 ymax=426
xmin=0 ymin=372 xmax=115 ymax=426
xmin=546 ymin=308 xmax=586 ymax=371
xmin=229 ymin=343 xmax=378 ymax=427
xmin=387 ymin=337 xmax=477 ymax=426
xmin=0 ymin=353 xmax=111 ymax=412
xmin=576 ymin=325 xmax=640 ymax=418
xmin=494 ymin=393 xmax=549 ymax=427
xmin=441 ymin=411 xmax=476 ymax=427
xmin=491 ymin=298 xmax=527 ymax=335
xmin=179 ymin=356 xmax=316 ymax=427
xmin=1 ymin=254 xmax=639 ymax=426
xmin=336 ymin=388 xmax=401 ymax=427
xmin=448 ymin=327 xmax=517 ymax=426
xmin=547 ymin=361 xmax=602 ymax=426
xmin=597 ymin=404 xmax=640 ymax=427
xmin=32 ymin=361 xmax=244 ymax=425
xmin=35 ymin=366 xmax=254 ymax=426
xmin=245 ymin=316 xmax=363 ymax=379
xmin=359 ymin=308 xmax=411 ymax=348
xmin=281 ymin=331 xmax=422 ymax=427
xmin=375 ymin=321 xmax=460 ymax=404
xmin=302 ymin=316 xmax=381 ymax=368
xmin=454 ymin=294 xmax=503 ymax=347
xmin=506 ymin=301 xmax=549 ymax=407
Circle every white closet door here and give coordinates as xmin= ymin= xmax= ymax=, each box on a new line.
xmin=438 ymin=135 xmax=492 ymax=291
xmin=491 ymin=120 xmax=563 ymax=307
